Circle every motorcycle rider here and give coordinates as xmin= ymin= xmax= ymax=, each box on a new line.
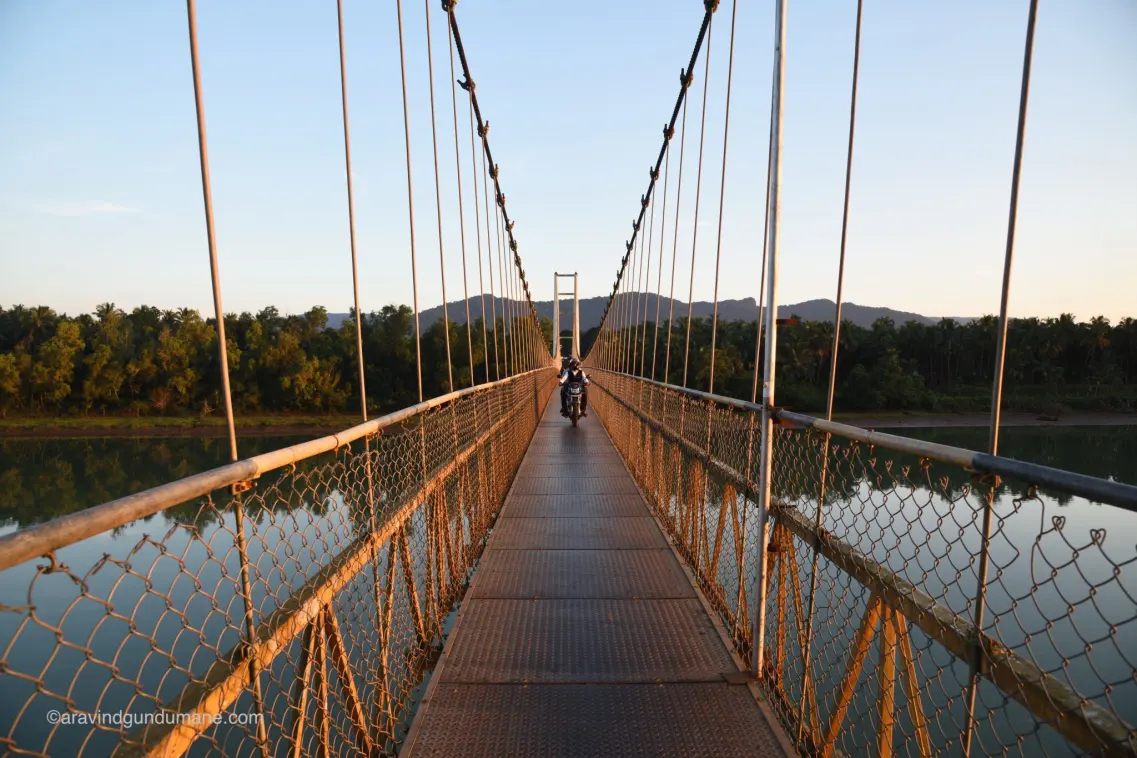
xmin=558 ymin=357 xmax=589 ymax=418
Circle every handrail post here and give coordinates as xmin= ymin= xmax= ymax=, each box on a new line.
xmin=752 ymin=0 xmax=787 ymax=680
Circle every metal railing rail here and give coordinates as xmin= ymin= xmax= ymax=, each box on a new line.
xmin=0 ymin=369 xmax=557 ymax=758
xmin=593 ymin=370 xmax=1137 ymax=512
xmin=0 ymin=367 xmax=549 ymax=575
xmin=589 ymin=369 xmax=1137 ymax=758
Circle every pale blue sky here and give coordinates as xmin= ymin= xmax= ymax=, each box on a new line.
xmin=1 ymin=1 xmax=1134 ymax=322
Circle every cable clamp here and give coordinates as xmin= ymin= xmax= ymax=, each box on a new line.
xmin=231 ymin=480 xmax=254 ymax=495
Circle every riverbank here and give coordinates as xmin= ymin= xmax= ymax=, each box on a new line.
xmin=2 ymin=409 xmax=1136 ymax=438
xmin=0 ymin=414 xmax=361 ymax=439
xmin=831 ymin=410 xmax=1137 ymax=429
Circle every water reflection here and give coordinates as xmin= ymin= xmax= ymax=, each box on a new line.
xmin=885 ymin=425 xmax=1137 ymax=488
xmin=0 ymin=426 xmax=1133 ymax=756
xmin=764 ymin=424 xmax=1137 ymax=757
xmin=642 ymin=423 xmax=1137 ymax=757
xmin=0 ymin=436 xmax=313 ymax=529
xmin=3 ymin=426 xmax=1132 ymax=532
xmin=0 ymin=435 xmax=490 ymax=758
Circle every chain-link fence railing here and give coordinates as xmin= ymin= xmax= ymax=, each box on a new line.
xmin=590 ymin=369 xmax=1137 ymax=758
xmin=0 ymin=369 xmax=556 ymax=758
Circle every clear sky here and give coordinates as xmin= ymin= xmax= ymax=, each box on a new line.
xmin=1 ymin=0 xmax=1134 ymax=322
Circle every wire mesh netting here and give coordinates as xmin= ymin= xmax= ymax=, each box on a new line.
xmin=590 ymin=370 xmax=1137 ymax=758
xmin=0 ymin=370 xmax=556 ymax=758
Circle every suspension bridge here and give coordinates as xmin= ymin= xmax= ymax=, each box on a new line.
xmin=1 ymin=1 xmax=1135 ymax=757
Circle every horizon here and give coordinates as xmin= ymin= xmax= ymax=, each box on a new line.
xmin=1 ymin=1 xmax=1134 ymax=321
xmin=5 ymin=294 xmax=1130 ymax=328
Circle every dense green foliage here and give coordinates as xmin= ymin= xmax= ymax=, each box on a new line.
xmin=0 ymin=304 xmax=552 ymax=418
xmin=2 ymin=303 xmax=1134 ymax=418
xmin=582 ymin=312 xmax=1137 ymax=413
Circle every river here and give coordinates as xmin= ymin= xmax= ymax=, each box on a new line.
xmin=0 ymin=425 xmax=1134 ymax=756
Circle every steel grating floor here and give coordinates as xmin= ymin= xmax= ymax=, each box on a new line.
xmin=470 ymin=548 xmax=696 ymax=599
xmin=401 ymin=397 xmax=791 ymax=756
xmin=405 ymin=684 xmax=789 ymax=758
xmin=488 ymin=516 xmax=669 ymax=549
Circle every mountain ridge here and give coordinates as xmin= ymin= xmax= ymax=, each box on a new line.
xmin=327 ymin=296 xmax=967 ymax=331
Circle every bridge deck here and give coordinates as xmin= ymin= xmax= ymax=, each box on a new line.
xmin=402 ymin=398 xmax=791 ymax=757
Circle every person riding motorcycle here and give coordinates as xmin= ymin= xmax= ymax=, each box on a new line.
xmin=558 ymin=357 xmax=589 ymax=418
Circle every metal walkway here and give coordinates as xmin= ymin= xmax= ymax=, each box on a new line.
xmin=402 ymin=397 xmax=792 ymax=757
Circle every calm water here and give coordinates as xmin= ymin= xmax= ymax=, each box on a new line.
xmin=0 ymin=426 xmax=1134 ymax=756
xmin=0 ymin=432 xmax=459 ymax=757
xmin=3 ymin=426 xmax=1133 ymax=531
xmin=693 ymin=424 xmax=1137 ymax=757
xmin=0 ymin=434 xmax=315 ymax=530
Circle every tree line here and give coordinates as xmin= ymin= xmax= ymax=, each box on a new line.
xmin=1 ymin=304 xmax=1134 ymax=419
xmin=0 ymin=304 xmax=551 ymax=418
xmin=582 ymin=312 xmax=1137 ymax=413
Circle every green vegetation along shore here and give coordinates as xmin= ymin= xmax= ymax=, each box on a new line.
xmin=1 ymin=303 xmax=1135 ymax=437
xmin=581 ymin=310 xmax=1137 ymax=415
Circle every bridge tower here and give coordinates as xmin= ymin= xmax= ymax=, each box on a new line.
xmin=552 ymin=272 xmax=580 ymax=359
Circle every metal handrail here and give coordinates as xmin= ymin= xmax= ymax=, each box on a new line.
xmin=590 ymin=371 xmax=1137 ymax=757
xmin=0 ymin=367 xmax=552 ymax=573
xmin=590 ymin=369 xmax=1137 ymax=512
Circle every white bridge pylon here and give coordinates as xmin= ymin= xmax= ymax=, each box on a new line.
xmin=552 ymin=272 xmax=580 ymax=359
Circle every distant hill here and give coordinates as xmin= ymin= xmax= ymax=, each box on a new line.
xmin=328 ymin=296 xmax=958 ymax=331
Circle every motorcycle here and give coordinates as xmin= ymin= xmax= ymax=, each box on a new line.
xmin=566 ymin=381 xmax=584 ymax=427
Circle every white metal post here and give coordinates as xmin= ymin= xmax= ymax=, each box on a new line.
xmin=553 ymin=273 xmax=560 ymax=359
xmin=573 ymin=273 xmax=580 ymax=358
xmin=752 ymin=0 xmax=787 ymax=679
